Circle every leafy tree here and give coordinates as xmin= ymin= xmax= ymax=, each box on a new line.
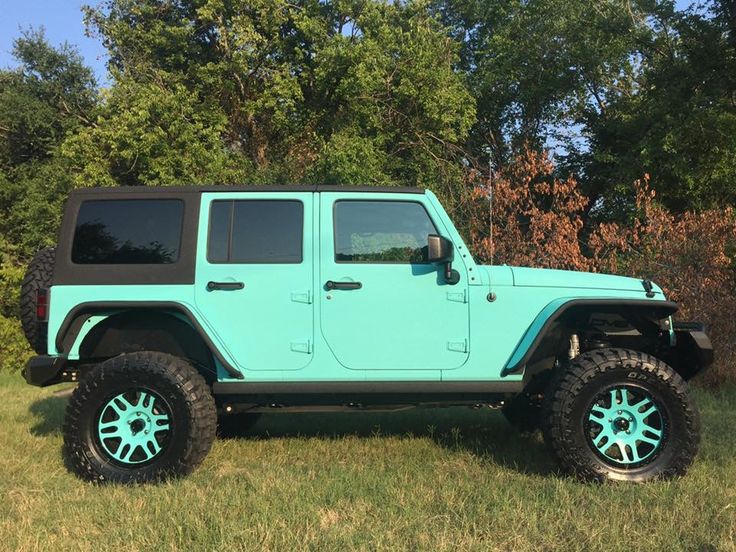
xmin=578 ymin=1 xmax=736 ymax=212
xmin=61 ymin=75 xmax=244 ymax=187
xmin=0 ymin=31 xmax=97 ymax=269
xmin=81 ymin=0 xmax=475 ymax=202
xmin=432 ymin=0 xmax=649 ymax=171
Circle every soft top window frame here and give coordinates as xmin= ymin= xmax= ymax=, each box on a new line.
xmin=54 ymin=189 xmax=201 ymax=286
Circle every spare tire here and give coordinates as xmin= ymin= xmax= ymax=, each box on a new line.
xmin=20 ymin=247 xmax=56 ymax=354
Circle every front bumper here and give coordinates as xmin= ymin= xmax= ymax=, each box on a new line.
xmin=23 ymin=355 xmax=68 ymax=387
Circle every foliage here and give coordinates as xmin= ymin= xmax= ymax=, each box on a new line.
xmin=61 ymin=76 xmax=244 ymax=187
xmin=577 ymin=1 xmax=736 ymax=213
xmin=435 ymin=0 xmax=736 ymax=215
xmin=81 ymin=0 xmax=475 ymax=196
xmin=0 ymin=316 xmax=32 ymax=373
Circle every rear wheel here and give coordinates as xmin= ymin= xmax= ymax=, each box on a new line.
xmin=542 ymin=348 xmax=700 ymax=482
xmin=63 ymin=352 xmax=216 ymax=483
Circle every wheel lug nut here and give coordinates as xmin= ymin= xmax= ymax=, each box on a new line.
xmin=617 ymin=410 xmax=622 ymax=415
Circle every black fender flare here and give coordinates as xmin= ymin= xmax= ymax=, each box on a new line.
xmin=55 ymin=301 xmax=244 ymax=379
xmin=502 ymin=298 xmax=679 ymax=376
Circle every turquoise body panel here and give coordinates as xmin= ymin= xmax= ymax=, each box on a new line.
xmin=317 ymin=192 xmax=470 ymax=378
xmin=47 ymin=189 xmax=669 ymax=384
xmin=194 ymin=192 xmax=316 ymax=374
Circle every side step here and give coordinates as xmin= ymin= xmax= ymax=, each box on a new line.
xmin=212 ymin=380 xmax=523 ymax=407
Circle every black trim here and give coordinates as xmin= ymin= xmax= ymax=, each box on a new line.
xmin=212 ymin=380 xmax=523 ymax=396
xmin=325 ymin=280 xmax=362 ymax=290
xmin=54 ymin=189 xmax=201 ymax=285
xmin=55 ymin=301 xmax=244 ymax=379
xmin=23 ymin=355 xmax=67 ymax=387
xmin=502 ymin=299 xmax=679 ymax=376
xmin=65 ymin=185 xmax=425 ymax=195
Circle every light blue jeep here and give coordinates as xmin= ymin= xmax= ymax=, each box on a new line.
xmin=20 ymin=185 xmax=712 ymax=483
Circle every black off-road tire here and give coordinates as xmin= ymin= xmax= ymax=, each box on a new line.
xmin=20 ymin=247 xmax=55 ymax=353
xmin=542 ymin=348 xmax=700 ymax=482
xmin=63 ymin=352 xmax=217 ymax=484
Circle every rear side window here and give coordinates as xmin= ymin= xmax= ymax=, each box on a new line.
xmin=334 ymin=200 xmax=437 ymax=263
xmin=72 ymin=199 xmax=184 ymax=264
xmin=207 ymin=200 xmax=303 ymax=263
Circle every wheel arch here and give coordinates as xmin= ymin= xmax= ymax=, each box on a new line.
xmin=56 ymin=301 xmax=243 ymax=380
xmin=503 ymin=298 xmax=678 ymax=378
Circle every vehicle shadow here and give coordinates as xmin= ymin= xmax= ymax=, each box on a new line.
xmin=223 ymin=407 xmax=557 ymax=477
xmin=29 ymin=393 xmax=69 ymax=436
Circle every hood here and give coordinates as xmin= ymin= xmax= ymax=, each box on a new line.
xmin=510 ymin=266 xmax=662 ymax=295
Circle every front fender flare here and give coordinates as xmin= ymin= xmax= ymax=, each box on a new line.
xmin=501 ymin=298 xmax=678 ymax=376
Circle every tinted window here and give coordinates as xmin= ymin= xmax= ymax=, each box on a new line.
xmin=334 ymin=201 xmax=437 ymax=263
xmin=72 ymin=199 xmax=183 ymax=264
xmin=208 ymin=200 xmax=303 ymax=263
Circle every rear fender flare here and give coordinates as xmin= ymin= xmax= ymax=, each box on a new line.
xmin=55 ymin=301 xmax=244 ymax=379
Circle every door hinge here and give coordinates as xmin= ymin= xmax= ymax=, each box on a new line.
xmin=446 ymin=290 xmax=467 ymax=303
xmin=291 ymin=290 xmax=312 ymax=304
xmin=447 ymin=339 xmax=468 ymax=353
xmin=290 ymin=340 xmax=312 ymax=354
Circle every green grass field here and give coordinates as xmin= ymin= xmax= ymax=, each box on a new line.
xmin=1 ymin=372 xmax=735 ymax=551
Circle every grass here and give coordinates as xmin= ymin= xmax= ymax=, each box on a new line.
xmin=1 ymin=371 xmax=735 ymax=551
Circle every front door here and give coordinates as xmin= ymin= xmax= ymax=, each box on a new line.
xmin=194 ymin=192 xmax=314 ymax=372
xmin=318 ymin=194 xmax=470 ymax=373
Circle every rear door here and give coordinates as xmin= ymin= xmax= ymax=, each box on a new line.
xmin=318 ymin=193 xmax=470 ymax=374
xmin=194 ymin=192 xmax=314 ymax=372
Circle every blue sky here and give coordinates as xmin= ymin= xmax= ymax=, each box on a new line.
xmin=1 ymin=0 xmax=697 ymax=86
xmin=0 ymin=1 xmax=108 ymax=83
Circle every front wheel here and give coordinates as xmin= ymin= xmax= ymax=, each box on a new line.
xmin=63 ymin=352 xmax=217 ymax=483
xmin=542 ymin=348 xmax=700 ymax=482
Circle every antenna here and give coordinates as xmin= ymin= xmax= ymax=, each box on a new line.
xmin=487 ymin=149 xmax=496 ymax=302
xmin=488 ymin=151 xmax=494 ymax=269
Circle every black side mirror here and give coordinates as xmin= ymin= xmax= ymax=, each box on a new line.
xmin=427 ymin=234 xmax=460 ymax=285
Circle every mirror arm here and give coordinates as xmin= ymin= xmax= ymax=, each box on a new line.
xmin=444 ymin=261 xmax=460 ymax=285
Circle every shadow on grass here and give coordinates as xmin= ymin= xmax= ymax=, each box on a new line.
xmin=221 ymin=407 xmax=557 ymax=476
xmin=29 ymin=394 xmax=68 ymax=436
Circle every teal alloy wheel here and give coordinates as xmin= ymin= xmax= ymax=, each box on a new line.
xmin=586 ymin=385 xmax=665 ymax=466
xmin=97 ymin=390 xmax=172 ymax=465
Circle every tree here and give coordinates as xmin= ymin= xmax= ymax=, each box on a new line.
xmin=579 ymin=1 xmax=736 ymax=213
xmin=81 ymin=0 xmax=475 ymax=203
xmin=0 ymin=30 xmax=97 ymax=267
xmin=432 ymin=0 xmax=650 ymax=172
